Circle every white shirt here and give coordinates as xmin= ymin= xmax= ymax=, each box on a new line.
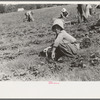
xmin=53 ymin=30 xmax=80 ymax=49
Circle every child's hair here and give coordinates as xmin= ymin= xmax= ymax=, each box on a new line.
xmin=52 ymin=24 xmax=63 ymax=32
xmin=52 ymin=19 xmax=64 ymax=31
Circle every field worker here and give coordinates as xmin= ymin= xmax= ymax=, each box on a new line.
xmin=40 ymin=19 xmax=80 ymax=61
xmin=57 ymin=8 xmax=71 ymax=29
xmin=77 ymin=4 xmax=92 ymax=23
xmin=24 ymin=11 xmax=34 ymax=22
xmin=59 ymin=8 xmax=69 ymax=20
xmin=51 ymin=19 xmax=80 ymax=61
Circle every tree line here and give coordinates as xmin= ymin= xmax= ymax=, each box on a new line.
xmin=0 ymin=4 xmax=67 ymax=13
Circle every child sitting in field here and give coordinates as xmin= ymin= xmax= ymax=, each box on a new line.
xmin=39 ymin=19 xmax=80 ymax=61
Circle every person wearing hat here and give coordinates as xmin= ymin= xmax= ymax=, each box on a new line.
xmin=59 ymin=8 xmax=69 ymax=19
xmin=51 ymin=19 xmax=80 ymax=61
xmin=58 ymin=8 xmax=71 ymax=28
xmin=24 ymin=11 xmax=34 ymax=22
xmin=39 ymin=19 xmax=80 ymax=61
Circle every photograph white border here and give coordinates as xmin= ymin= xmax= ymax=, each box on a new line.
xmin=0 ymin=1 xmax=100 ymax=98
xmin=0 ymin=82 xmax=100 ymax=98
xmin=0 ymin=1 xmax=100 ymax=4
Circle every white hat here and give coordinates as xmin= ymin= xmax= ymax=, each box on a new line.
xmin=52 ymin=19 xmax=64 ymax=31
xmin=61 ymin=8 xmax=67 ymax=12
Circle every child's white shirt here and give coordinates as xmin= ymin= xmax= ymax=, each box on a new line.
xmin=53 ymin=30 xmax=80 ymax=49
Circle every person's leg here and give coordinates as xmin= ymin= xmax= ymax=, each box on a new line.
xmin=89 ymin=8 xmax=92 ymax=15
xmin=54 ymin=46 xmax=64 ymax=61
xmin=58 ymin=43 xmax=78 ymax=58
xmin=39 ymin=43 xmax=77 ymax=61
xmin=28 ymin=15 xmax=31 ymax=22
xmin=77 ymin=12 xmax=81 ymax=23
xmin=27 ymin=16 xmax=29 ymax=22
xmin=29 ymin=15 xmax=34 ymax=22
xmin=83 ymin=16 xmax=88 ymax=23
xmin=77 ymin=6 xmax=82 ymax=23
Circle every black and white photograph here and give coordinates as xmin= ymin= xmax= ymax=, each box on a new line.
xmin=0 ymin=1 xmax=100 ymax=99
xmin=0 ymin=1 xmax=99 ymax=81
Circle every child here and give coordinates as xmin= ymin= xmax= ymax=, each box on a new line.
xmin=51 ymin=19 xmax=80 ymax=60
xmin=40 ymin=19 xmax=80 ymax=61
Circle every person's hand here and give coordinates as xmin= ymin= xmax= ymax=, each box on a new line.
xmin=51 ymin=51 xmax=55 ymax=60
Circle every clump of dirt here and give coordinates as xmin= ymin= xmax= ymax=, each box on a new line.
xmin=89 ymin=52 xmax=100 ymax=66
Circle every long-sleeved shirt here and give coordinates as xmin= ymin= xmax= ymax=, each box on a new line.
xmin=53 ymin=30 xmax=80 ymax=49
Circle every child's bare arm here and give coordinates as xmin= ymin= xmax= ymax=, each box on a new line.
xmin=51 ymin=47 xmax=56 ymax=60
